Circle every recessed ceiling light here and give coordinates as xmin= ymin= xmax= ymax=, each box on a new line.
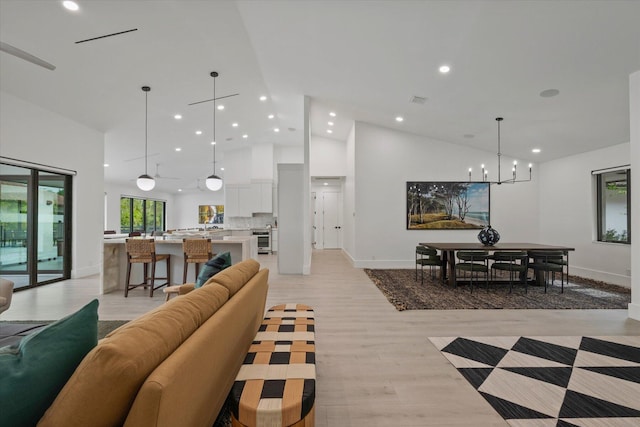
xmin=274 ymin=128 xmax=280 ymax=132
xmin=195 ymin=130 xmax=202 ymax=135
xmin=395 ymin=116 xmax=404 ymax=122
xmin=217 ymin=105 xmax=224 ymax=110
xmin=175 ymin=147 xmax=181 ymax=152
xmin=439 ymin=65 xmax=451 ymax=74
xmin=174 ymin=114 xmax=182 ymax=120
xmin=532 ymin=148 xmax=541 ymax=153
xmin=324 ymin=182 xmax=328 ymax=186
xmin=232 ymin=122 xmax=238 ymax=127
xmin=103 ymin=163 xmax=109 ymax=167
xmin=259 ymin=95 xmax=267 ymax=101
xmin=540 ymin=89 xmax=560 ymax=98
xmin=268 ymin=114 xmax=274 ymax=119
xmin=328 ymin=121 xmax=334 ymax=126
xmin=221 ymin=167 xmax=225 ymax=171
xmin=329 ymin=112 xmax=336 ymax=117
xmin=63 ymin=1 xmax=79 ymax=11
xmin=327 ymin=129 xmax=333 ymax=134
xmin=242 ymin=134 xmax=248 ymax=139
xmin=211 ymin=141 xmax=216 ymax=145
xmin=178 ymin=189 xmax=182 ymax=192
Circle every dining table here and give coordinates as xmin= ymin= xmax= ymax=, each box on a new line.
xmin=418 ymin=242 xmax=575 ymax=288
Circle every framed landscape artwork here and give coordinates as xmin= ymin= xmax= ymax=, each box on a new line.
xmin=198 ymin=205 xmax=224 ymax=224
xmin=406 ymin=181 xmax=490 ymax=230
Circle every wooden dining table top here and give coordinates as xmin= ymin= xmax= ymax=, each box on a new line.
xmin=418 ymin=242 xmax=575 ymax=251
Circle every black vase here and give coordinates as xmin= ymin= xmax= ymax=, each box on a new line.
xmin=478 ymin=225 xmax=500 ymax=246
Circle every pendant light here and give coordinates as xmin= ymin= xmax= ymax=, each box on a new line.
xmin=205 ymin=71 xmax=223 ymax=191
xmin=136 ymin=86 xmax=155 ymax=191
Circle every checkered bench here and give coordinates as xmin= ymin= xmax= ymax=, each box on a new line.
xmin=229 ymin=304 xmax=315 ymax=427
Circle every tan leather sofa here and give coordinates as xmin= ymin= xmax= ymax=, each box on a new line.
xmin=38 ymin=259 xmax=269 ymax=427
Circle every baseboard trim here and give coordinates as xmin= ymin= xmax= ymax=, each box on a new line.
xmin=570 ymin=266 xmax=631 ymax=288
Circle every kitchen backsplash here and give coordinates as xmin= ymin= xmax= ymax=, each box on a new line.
xmin=225 ymin=213 xmax=275 ymax=229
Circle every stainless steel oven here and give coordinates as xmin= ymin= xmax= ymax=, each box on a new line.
xmin=252 ymin=229 xmax=271 ymax=254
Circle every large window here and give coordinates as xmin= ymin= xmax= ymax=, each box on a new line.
xmin=120 ymin=196 xmax=165 ymax=234
xmin=0 ymin=163 xmax=72 ymax=289
xmin=595 ymin=168 xmax=630 ymax=244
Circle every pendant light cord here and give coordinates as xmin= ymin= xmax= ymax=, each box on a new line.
xmin=145 ymin=89 xmax=148 ymax=175
xmin=213 ymin=73 xmax=216 ymax=175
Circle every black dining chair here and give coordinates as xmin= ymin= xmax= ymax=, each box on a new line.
xmin=527 ymin=250 xmax=567 ymax=293
xmin=490 ymin=251 xmax=529 ymax=293
xmin=415 ymin=246 xmax=441 ymax=284
xmin=455 ymin=251 xmax=490 ymax=293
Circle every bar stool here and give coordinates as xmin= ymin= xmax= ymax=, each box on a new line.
xmin=124 ymin=238 xmax=171 ymax=297
xmin=182 ymin=238 xmax=213 ymax=283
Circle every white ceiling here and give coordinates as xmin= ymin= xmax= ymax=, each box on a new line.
xmin=1 ymin=0 xmax=639 ymax=193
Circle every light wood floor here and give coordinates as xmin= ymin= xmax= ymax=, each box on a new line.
xmin=4 ymin=250 xmax=640 ymax=426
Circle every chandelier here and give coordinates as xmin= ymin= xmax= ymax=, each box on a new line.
xmin=468 ymin=117 xmax=532 ymax=185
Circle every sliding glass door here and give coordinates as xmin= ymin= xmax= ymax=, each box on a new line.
xmin=0 ymin=163 xmax=71 ymax=289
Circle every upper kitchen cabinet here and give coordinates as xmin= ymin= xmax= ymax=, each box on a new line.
xmin=225 ymin=184 xmax=252 ymax=217
xmin=252 ymin=181 xmax=273 ymax=213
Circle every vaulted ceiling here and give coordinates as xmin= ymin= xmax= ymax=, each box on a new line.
xmin=2 ymin=1 xmax=639 ymax=192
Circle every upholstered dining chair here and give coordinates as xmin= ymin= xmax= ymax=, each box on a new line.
xmin=455 ymin=251 xmax=490 ymax=293
xmin=415 ymin=246 xmax=441 ymax=284
xmin=528 ymin=250 xmax=567 ymax=293
xmin=124 ymin=238 xmax=171 ymax=297
xmin=182 ymin=238 xmax=213 ymax=283
xmin=490 ymin=251 xmax=529 ymax=293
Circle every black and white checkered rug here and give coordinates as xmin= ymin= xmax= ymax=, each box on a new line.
xmin=429 ymin=336 xmax=640 ymax=426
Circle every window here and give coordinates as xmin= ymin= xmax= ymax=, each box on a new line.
xmin=120 ymin=196 xmax=165 ymax=234
xmin=595 ymin=168 xmax=630 ymax=243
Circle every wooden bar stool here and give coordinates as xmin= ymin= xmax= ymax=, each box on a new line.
xmin=182 ymin=238 xmax=213 ymax=283
xmin=124 ymin=238 xmax=171 ymax=297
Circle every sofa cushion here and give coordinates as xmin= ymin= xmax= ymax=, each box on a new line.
xmin=195 ymin=251 xmax=232 ymax=288
xmin=37 ymin=284 xmax=229 ymax=427
xmin=207 ymin=258 xmax=260 ymax=297
xmin=0 ymin=299 xmax=99 ymax=427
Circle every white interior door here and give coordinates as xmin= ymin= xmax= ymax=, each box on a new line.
xmin=322 ymin=191 xmax=340 ymax=249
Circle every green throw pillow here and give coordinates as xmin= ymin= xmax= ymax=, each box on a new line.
xmin=195 ymin=251 xmax=232 ymax=288
xmin=0 ymin=299 xmax=99 ymax=427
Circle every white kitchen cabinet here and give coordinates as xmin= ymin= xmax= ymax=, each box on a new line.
xmin=225 ymin=184 xmax=252 ymax=217
xmin=251 ymin=181 xmax=273 ymax=213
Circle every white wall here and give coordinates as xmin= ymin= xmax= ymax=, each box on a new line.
xmin=539 ymin=143 xmax=631 ymax=287
xmin=104 ymin=182 xmax=176 ymax=232
xmin=224 ymin=148 xmax=252 ymax=184
xmin=171 ymin=190 xmax=223 ymax=229
xmin=343 ymin=123 xmax=356 ymax=261
xmin=629 ymin=70 xmax=640 ymax=319
xmin=251 ymin=144 xmax=274 ymax=180
xmin=351 ymin=121 xmax=539 ymax=268
xmin=310 ymin=136 xmax=347 ymax=177
xmin=1 ymin=92 xmax=104 ymax=278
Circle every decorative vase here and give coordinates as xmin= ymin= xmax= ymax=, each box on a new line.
xmin=477 ymin=225 xmax=500 ymax=246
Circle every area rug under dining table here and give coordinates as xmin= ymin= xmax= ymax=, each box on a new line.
xmin=364 ymin=269 xmax=630 ymax=311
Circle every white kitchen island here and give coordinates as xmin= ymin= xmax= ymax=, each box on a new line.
xmin=101 ymin=236 xmax=258 ymax=294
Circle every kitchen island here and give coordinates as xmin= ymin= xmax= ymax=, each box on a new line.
xmin=101 ymin=236 xmax=258 ymax=294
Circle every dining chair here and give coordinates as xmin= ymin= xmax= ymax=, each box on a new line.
xmin=182 ymin=238 xmax=213 ymax=283
xmin=490 ymin=251 xmax=529 ymax=293
xmin=415 ymin=245 xmax=441 ymax=284
xmin=527 ymin=250 xmax=567 ymax=293
xmin=124 ymin=238 xmax=171 ymax=297
xmin=455 ymin=251 xmax=490 ymax=293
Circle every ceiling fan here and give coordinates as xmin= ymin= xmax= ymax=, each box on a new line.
xmin=0 ymin=41 xmax=56 ymax=70
xmin=153 ymin=163 xmax=180 ymax=180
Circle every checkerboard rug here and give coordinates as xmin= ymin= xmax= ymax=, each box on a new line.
xmin=429 ymin=336 xmax=640 ymax=426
